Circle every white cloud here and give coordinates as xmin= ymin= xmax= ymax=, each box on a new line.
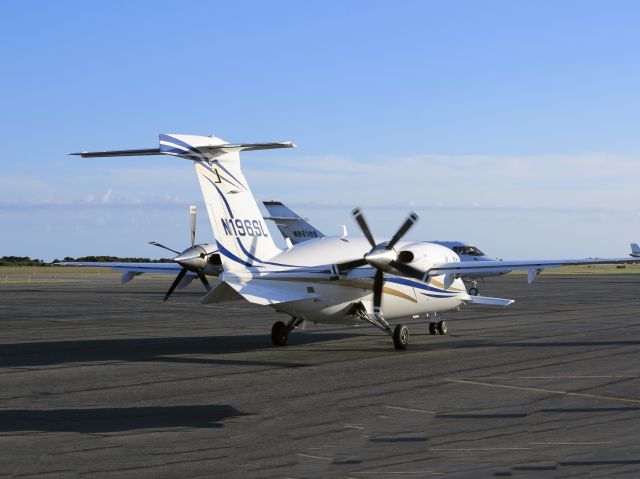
xmin=247 ymin=152 xmax=640 ymax=211
xmin=100 ymin=189 xmax=113 ymax=204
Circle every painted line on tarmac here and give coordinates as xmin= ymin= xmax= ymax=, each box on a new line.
xmin=298 ymin=452 xmax=332 ymax=461
xmin=386 ymin=405 xmax=436 ymax=414
xmin=447 ymin=378 xmax=640 ymax=405
xmin=428 ymin=447 xmax=531 ymax=451
xmin=529 ymin=441 xmax=617 ymax=446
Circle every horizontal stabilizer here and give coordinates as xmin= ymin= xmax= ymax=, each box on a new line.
xmin=70 ymin=134 xmax=295 ymax=160
xmin=464 ymin=295 xmax=515 ymax=308
xmin=70 ymin=149 xmax=162 ymax=158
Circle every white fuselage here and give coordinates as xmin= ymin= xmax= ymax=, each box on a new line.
xmin=221 ymin=236 xmax=468 ymax=325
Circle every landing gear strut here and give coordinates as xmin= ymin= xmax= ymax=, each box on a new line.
xmin=468 ymin=281 xmax=479 ymax=296
xmin=271 ymin=316 xmax=304 ymax=347
xmin=352 ymin=304 xmax=410 ymax=350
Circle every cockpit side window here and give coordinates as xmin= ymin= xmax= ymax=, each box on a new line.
xmin=453 ymin=246 xmax=485 ymax=256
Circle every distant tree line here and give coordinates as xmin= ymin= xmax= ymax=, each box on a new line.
xmin=0 ymin=256 xmax=49 ymax=266
xmin=0 ymin=256 xmax=172 ymax=266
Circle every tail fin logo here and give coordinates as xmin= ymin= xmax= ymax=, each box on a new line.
xmin=195 ymin=162 xmax=247 ymax=193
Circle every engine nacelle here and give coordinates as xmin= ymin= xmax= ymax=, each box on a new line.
xmin=393 ymin=241 xmax=460 ymax=277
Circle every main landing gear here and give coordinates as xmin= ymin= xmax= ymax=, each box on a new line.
xmin=271 ymin=316 xmax=305 ymax=346
xmin=428 ymin=313 xmax=448 ymax=336
xmin=468 ymin=280 xmax=480 ymax=296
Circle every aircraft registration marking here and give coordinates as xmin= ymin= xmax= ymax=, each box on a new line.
xmin=221 ymin=218 xmax=269 ymax=237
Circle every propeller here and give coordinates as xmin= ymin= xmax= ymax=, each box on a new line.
xmin=148 ymin=241 xmax=180 ymax=255
xmin=149 ymin=205 xmax=214 ymax=301
xmin=345 ymin=208 xmax=426 ymax=318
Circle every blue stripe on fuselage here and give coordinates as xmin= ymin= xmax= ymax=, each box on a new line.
xmin=386 ymin=276 xmax=458 ymax=295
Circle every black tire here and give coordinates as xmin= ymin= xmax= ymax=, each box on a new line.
xmin=437 ymin=320 xmax=448 ymax=335
xmin=271 ymin=321 xmax=288 ymax=347
xmin=429 ymin=323 xmax=438 ymax=335
xmin=393 ymin=324 xmax=409 ymax=350
xmin=468 ymin=287 xmax=479 ymax=296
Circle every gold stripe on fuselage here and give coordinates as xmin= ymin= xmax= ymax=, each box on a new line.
xmin=259 ymin=277 xmax=418 ymax=303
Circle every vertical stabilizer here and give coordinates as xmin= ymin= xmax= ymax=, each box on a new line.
xmin=71 ymin=132 xmax=296 ymax=271
xmin=263 ymin=200 xmax=325 ymax=244
xmin=157 ymin=133 xmax=293 ymax=271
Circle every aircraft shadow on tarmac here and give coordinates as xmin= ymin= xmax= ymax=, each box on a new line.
xmin=0 ymin=405 xmax=245 ymax=433
xmin=0 ymin=332 xmax=356 ymax=368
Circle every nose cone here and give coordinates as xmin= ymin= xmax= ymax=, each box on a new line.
xmin=174 ymin=246 xmax=207 ymax=271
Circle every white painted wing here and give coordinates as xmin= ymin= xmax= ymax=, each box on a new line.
xmin=428 ymin=257 xmax=638 ymax=276
xmin=58 ymin=262 xmax=193 ymax=276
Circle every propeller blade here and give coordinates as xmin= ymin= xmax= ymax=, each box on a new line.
xmin=352 ymin=208 xmax=376 ymax=248
xmin=387 ymin=212 xmax=419 ymax=250
xmin=372 ymin=269 xmax=384 ymax=316
xmin=389 ymin=260 xmax=427 ymax=281
xmin=164 ymin=268 xmax=188 ymax=301
xmin=189 ymin=205 xmax=197 ymax=247
xmin=197 ymin=271 xmax=212 ymax=292
xmin=336 ymin=258 xmax=367 ymax=274
xmin=148 ymin=241 xmax=181 ymax=255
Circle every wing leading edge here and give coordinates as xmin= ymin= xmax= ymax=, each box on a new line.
xmin=427 ymin=257 xmax=639 ymax=282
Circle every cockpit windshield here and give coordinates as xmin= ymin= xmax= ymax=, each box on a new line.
xmin=452 ymin=246 xmax=485 ymax=257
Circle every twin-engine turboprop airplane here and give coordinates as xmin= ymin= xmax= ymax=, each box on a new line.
xmin=72 ymin=133 xmax=639 ymax=350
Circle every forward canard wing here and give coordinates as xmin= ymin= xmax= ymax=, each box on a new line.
xmin=463 ymin=294 xmax=515 ymax=307
xmin=201 ymin=279 xmax=315 ymax=306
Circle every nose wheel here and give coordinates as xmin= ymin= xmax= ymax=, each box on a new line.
xmin=393 ymin=324 xmax=409 ymax=350
xmin=468 ymin=280 xmax=479 ymax=296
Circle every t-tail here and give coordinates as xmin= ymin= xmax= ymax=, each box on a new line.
xmin=71 ymin=133 xmax=296 ymax=271
xmin=263 ymin=200 xmax=325 ymax=245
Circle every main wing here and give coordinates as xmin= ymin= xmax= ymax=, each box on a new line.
xmin=58 ymin=261 xmax=195 ymax=283
xmin=426 ymin=257 xmax=639 ymax=283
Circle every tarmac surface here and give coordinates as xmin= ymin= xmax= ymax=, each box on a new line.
xmin=1 ymin=273 xmax=639 ymax=478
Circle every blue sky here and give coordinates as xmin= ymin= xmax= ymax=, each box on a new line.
xmin=1 ymin=0 xmax=639 ymax=260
